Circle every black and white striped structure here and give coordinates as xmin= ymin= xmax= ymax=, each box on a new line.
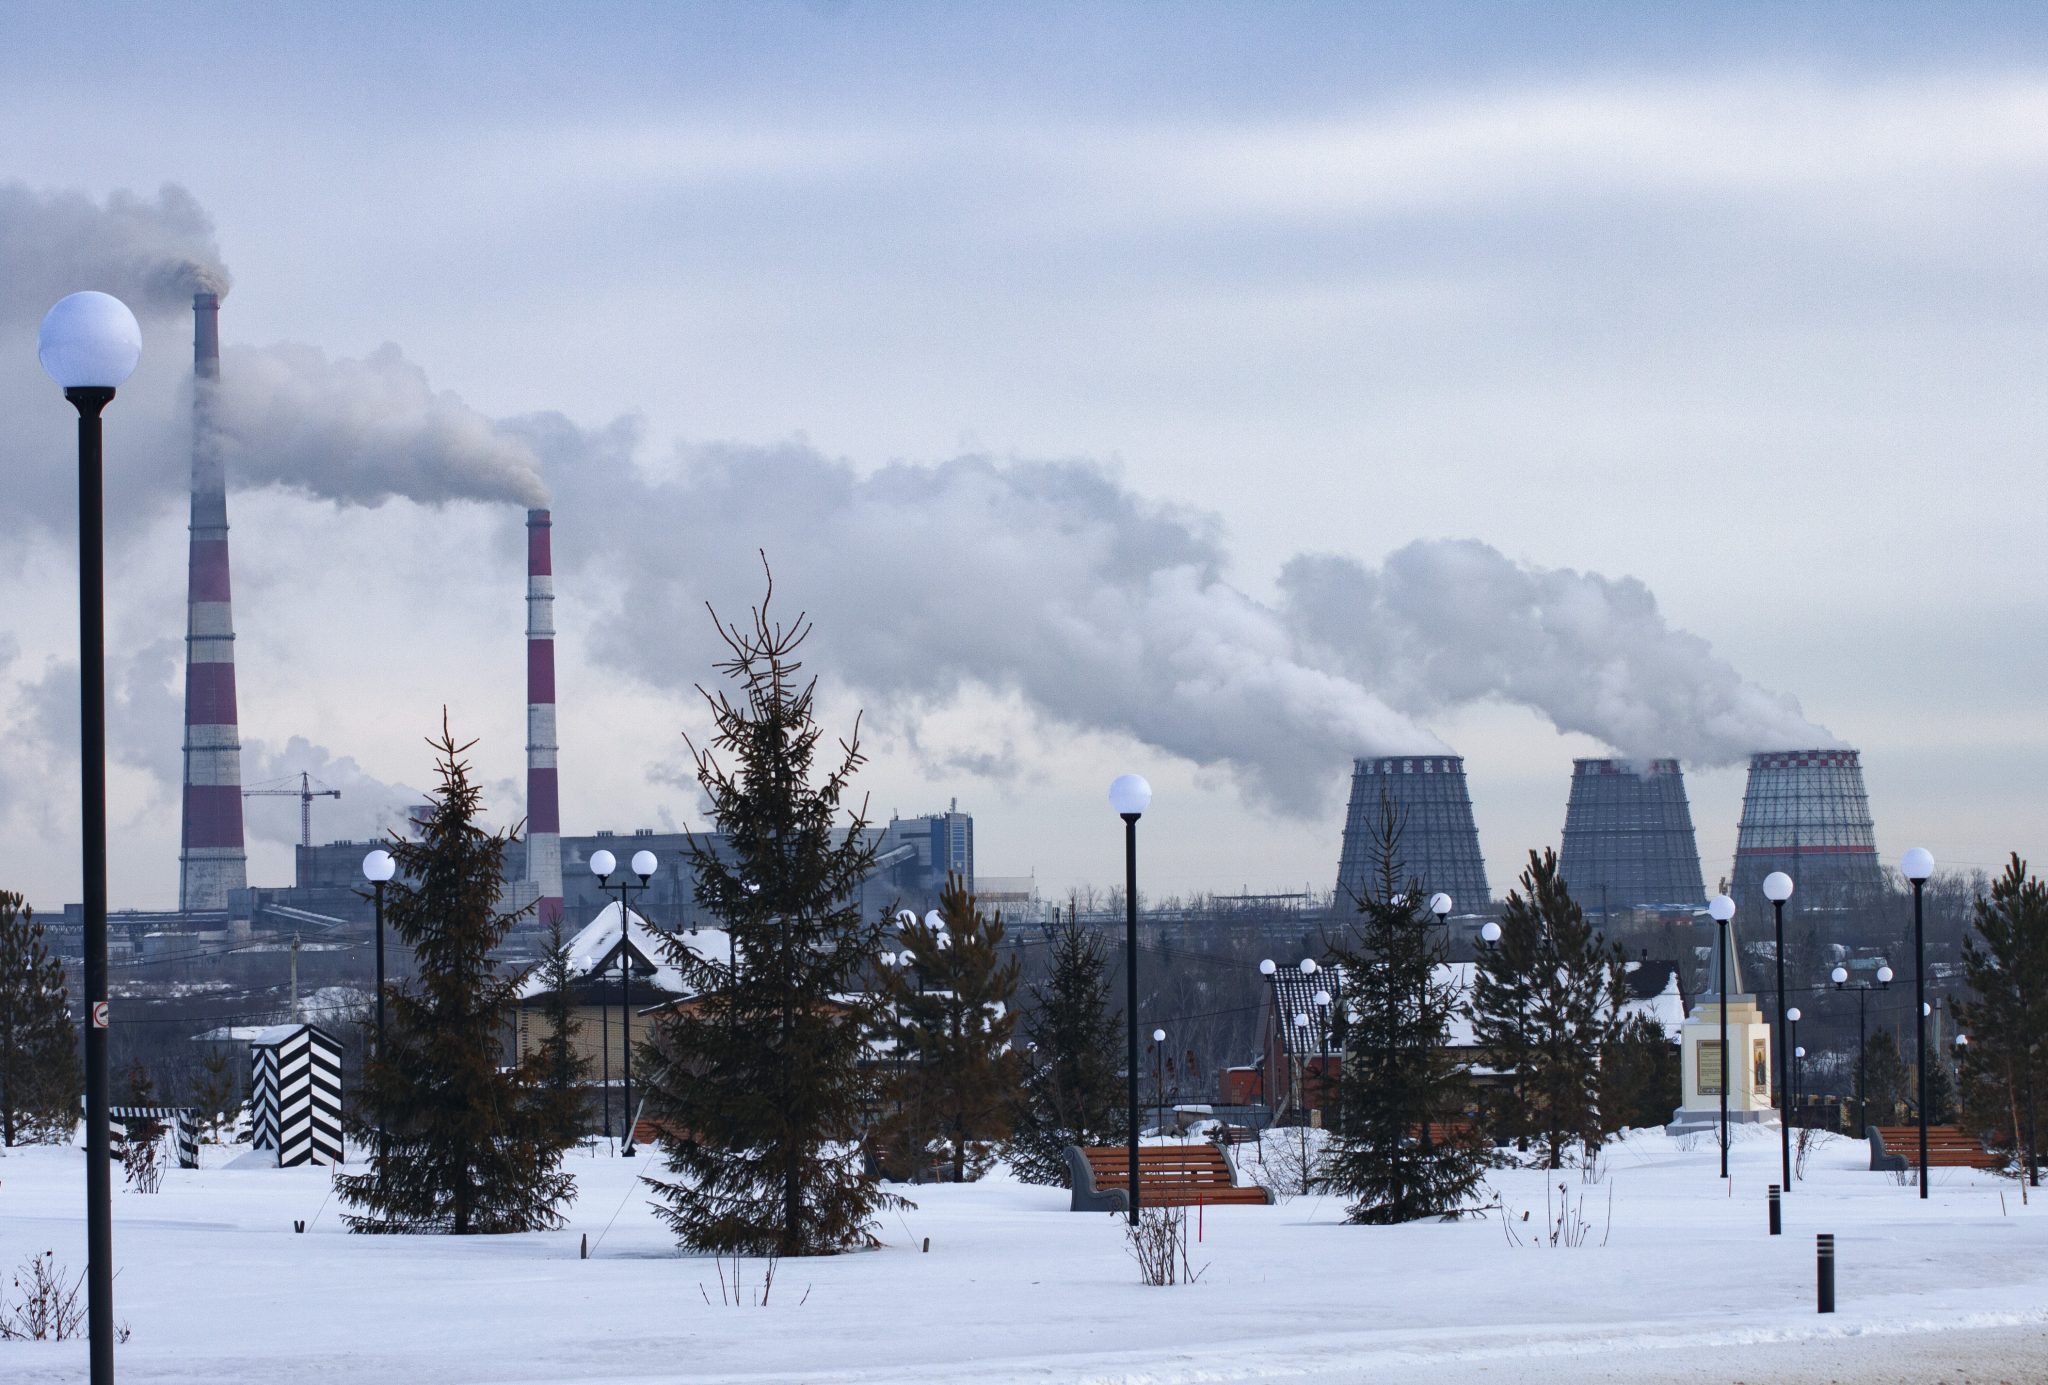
xmin=1336 ymin=755 xmax=1490 ymax=907
xmin=108 ymin=1106 xmax=200 ymax=1169
xmin=249 ymin=1023 xmax=343 ymax=1167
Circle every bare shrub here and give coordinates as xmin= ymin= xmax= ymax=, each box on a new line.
xmin=1124 ymin=1205 xmax=1206 ymax=1286
xmin=1794 ymin=1124 xmax=1821 ymax=1181
xmin=1260 ymin=1125 xmax=1329 ymax=1200
xmin=697 ymin=1249 xmax=808 ymax=1307
xmin=1495 ymin=1181 xmax=1613 ymax=1249
xmin=0 ymin=1251 xmax=84 ymax=1341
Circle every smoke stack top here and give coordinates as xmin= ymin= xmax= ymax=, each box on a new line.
xmin=193 ymin=291 xmax=220 ymax=379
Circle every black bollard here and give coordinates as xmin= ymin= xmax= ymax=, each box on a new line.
xmin=1769 ymin=1184 xmax=1782 ymax=1236
xmin=1816 ymin=1233 xmax=1835 ymax=1313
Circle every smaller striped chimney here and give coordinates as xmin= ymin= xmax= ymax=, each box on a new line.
xmin=524 ymin=509 xmax=564 ymax=926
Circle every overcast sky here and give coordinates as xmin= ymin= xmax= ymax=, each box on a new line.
xmin=2 ymin=2 xmax=2043 ymax=913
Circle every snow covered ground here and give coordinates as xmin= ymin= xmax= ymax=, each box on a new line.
xmin=2 ymin=1125 xmax=2043 ymax=1384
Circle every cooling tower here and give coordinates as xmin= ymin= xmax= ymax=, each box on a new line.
xmin=524 ymin=509 xmax=564 ymax=927
xmin=1730 ymin=749 xmax=1885 ymax=910
xmin=1336 ymin=755 xmax=1490 ymax=908
xmin=178 ymin=292 xmax=248 ymax=911
xmin=1557 ymin=759 xmax=1705 ymax=916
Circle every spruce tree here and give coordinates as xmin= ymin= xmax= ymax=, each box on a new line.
xmin=1009 ymin=914 xmax=1125 ymax=1186
xmin=533 ymin=914 xmax=591 ymax=1148
xmin=116 ymin=1060 xmax=166 ymax=1193
xmin=1861 ymin=1029 xmax=1909 ymax=1123
xmin=1597 ymin=1011 xmax=1680 ymax=1135
xmin=188 ymin=1045 xmax=240 ymax=1144
xmin=0 ymin=891 xmax=78 ymax=1147
xmin=1954 ymin=854 xmax=2046 ymax=1183
xmin=872 ymin=873 xmax=1021 ymax=1182
xmin=640 ymin=572 xmax=900 ymax=1256
xmin=1471 ymin=849 xmax=1627 ymax=1168
xmin=336 ymin=720 xmax=575 ymax=1234
xmin=1322 ymin=797 xmax=1488 ymax=1224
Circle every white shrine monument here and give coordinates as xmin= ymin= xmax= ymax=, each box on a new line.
xmin=1669 ymin=901 xmax=1775 ymax=1135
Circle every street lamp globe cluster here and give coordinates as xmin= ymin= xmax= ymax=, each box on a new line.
xmin=40 ymin=290 xmax=144 ymax=1385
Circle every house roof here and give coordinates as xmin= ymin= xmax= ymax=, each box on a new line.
xmin=515 ymin=901 xmax=731 ymax=1000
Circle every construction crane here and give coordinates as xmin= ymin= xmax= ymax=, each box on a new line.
xmin=242 ymin=771 xmax=341 ymax=849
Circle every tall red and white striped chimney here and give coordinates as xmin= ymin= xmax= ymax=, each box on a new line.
xmin=178 ymin=292 xmax=249 ymax=911
xmin=525 ymin=509 xmax=564 ymax=926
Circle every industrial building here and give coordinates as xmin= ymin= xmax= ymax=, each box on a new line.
xmin=276 ymin=805 xmax=974 ymax=938
xmin=1729 ymin=749 xmax=1886 ymax=912
xmin=1557 ymin=758 xmax=1706 ymax=918
xmin=1335 ymin=755 xmax=1490 ymax=909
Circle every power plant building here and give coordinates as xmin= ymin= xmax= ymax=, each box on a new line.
xmin=1557 ymin=758 xmax=1705 ymax=917
xmin=1729 ymin=748 xmax=1885 ymax=911
xmin=1336 ymin=756 xmax=1490 ymax=908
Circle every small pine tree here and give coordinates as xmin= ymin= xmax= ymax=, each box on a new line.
xmin=1861 ymin=1029 xmax=1909 ymax=1124
xmin=336 ymin=719 xmax=575 ymax=1234
xmin=1954 ymin=854 xmax=2046 ymax=1184
xmin=532 ymin=915 xmax=591 ymax=1148
xmin=640 ymin=569 xmax=901 ymax=1256
xmin=1598 ymin=1011 xmax=1680 ymax=1134
xmin=1009 ymin=914 xmax=1125 ymax=1186
xmin=872 ymin=873 xmax=1021 ymax=1182
xmin=188 ymin=1046 xmax=240 ymax=1143
xmin=1471 ymin=849 xmax=1626 ymax=1168
xmin=0 ymin=892 xmax=79 ymax=1146
xmin=1322 ymin=796 xmax=1489 ymax=1224
xmin=116 ymin=1060 xmax=166 ymax=1193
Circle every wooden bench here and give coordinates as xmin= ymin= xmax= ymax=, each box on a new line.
xmin=1867 ymin=1124 xmax=2001 ymax=1171
xmin=1065 ymin=1143 xmax=1274 ymax=1212
xmin=1210 ymin=1123 xmax=1258 ymax=1147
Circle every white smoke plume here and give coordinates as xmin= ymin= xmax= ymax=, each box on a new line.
xmin=0 ymin=182 xmax=545 ymax=522
xmin=517 ymin=423 xmax=1831 ymax=815
xmin=211 ymin=343 xmax=548 ymax=509
xmin=0 ymin=181 xmax=230 ymax=323
xmin=1277 ymin=542 xmax=1837 ymax=768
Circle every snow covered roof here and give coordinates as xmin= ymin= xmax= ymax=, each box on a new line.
xmin=515 ymin=902 xmax=730 ymax=999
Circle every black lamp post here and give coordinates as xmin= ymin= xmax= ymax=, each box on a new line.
xmin=40 ymin=290 xmax=142 ymax=1385
xmin=591 ymin=847 xmax=656 ymax=1155
xmin=1109 ymin=773 xmax=1151 ymax=1225
xmin=361 ymin=848 xmax=396 ymax=1179
xmin=361 ymin=850 xmax=396 ymax=1052
xmin=1151 ymin=1028 xmax=1166 ymax=1135
xmin=1900 ymin=848 xmax=1935 ymax=1199
xmin=1786 ymin=1006 xmax=1803 ymax=1135
xmin=1762 ymin=871 xmax=1795 ymax=1193
xmin=1708 ymin=893 xmax=1736 ymax=1180
xmin=1832 ymin=963 xmax=1893 ymax=1136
